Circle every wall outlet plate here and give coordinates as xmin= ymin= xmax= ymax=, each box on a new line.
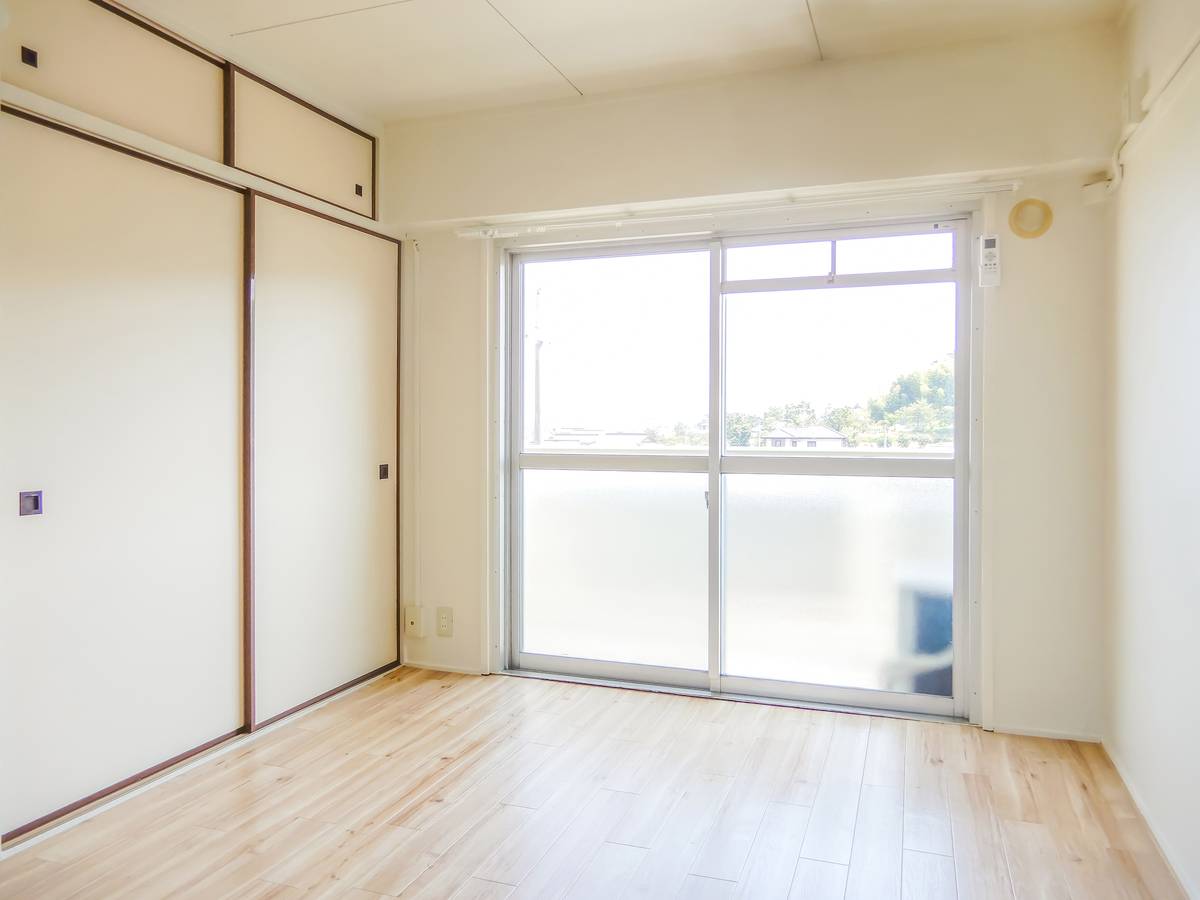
xmin=436 ymin=606 xmax=453 ymax=638
xmin=404 ymin=605 xmax=427 ymax=638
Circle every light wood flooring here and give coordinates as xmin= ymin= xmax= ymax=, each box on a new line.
xmin=0 ymin=668 xmax=1186 ymax=899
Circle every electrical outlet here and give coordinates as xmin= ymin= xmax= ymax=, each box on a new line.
xmin=436 ymin=606 xmax=453 ymax=638
xmin=404 ymin=605 xmax=426 ymax=638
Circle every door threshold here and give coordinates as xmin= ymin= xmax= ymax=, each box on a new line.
xmin=502 ymin=667 xmax=966 ymax=726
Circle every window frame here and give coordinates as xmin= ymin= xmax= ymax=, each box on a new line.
xmin=505 ymin=217 xmax=974 ymax=718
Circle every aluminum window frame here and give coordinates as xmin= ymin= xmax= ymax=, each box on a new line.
xmin=506 ymin=217 xmax=973 ymax=719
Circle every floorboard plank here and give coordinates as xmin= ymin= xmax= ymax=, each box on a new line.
xmin=845 ymin=783 xmax=904 ymax=900
xmin=798 ymin=714 xmax=870 ymax=864
xmin=562 ymin=842 xmax=646 ymax=900
xmin=901 ymin=849 xmax=956 ymax=900
xmin=731 ymin=801 xmax=810 ymax=900
xmin=788 ymin=859 xmax=849 ymax=900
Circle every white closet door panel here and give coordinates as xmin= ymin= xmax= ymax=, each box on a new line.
xmin=253 ymin=197 xmax=397 ymax=724
xmin=0 ymin=114 xmax=243 ymax=836
xmin=234 ymin=71 xmax=374 ymax=218
xmin=1 ymin=0 xmax=224 ymax=161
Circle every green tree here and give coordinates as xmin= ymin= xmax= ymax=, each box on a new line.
xmin=651 ymin=417 xmax=708 ymax=446
xmin=713 ymin=359 xmax=956 ymax=450
xmin=866 ymin=359 xmax=955 ymax=447
xmin=763 ymin=402 xmax=816 ymax=430
xmin=821 ymin=405 xmax=871 ymax=447
xmin=725 ymin=412 xmax=760 ymax=447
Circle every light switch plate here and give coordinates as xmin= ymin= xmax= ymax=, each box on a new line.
xmin=436 ymin=606 xmax=453 ymax=638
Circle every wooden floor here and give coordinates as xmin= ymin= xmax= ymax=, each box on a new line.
xmin=0 ymin=669 xmax=1185 ymax=900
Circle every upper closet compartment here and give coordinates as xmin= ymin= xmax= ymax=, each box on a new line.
xmin=1 ymin=0 xmax=224 ymax=161
xmin=230 ymin=69 xmax=376 ymax=219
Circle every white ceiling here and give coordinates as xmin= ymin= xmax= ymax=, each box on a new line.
xmin=128 ymin=0 xmax=1120 ymax=123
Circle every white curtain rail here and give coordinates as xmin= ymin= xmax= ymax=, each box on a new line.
xmin=454 ymin=179 xmax=1020 ymax=239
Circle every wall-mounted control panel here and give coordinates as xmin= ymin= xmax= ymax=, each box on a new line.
xmin=978 ymin=234 xmax=1001 ymax=287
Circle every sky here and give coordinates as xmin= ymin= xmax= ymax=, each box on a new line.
xmin=522 ymin=234 xmax=957 ymax=448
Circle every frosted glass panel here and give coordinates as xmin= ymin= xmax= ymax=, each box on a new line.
xmin=726 ymin=241 xmax=831 ymax=281
xmin=724 ymin=475 xmax=954 ymax=695
xmin=724 ymin=284 xmax=956 ymax=452
xmin=522 ymin=252 xmax=709 ymax=452
xmin=522 ymin=470 xmax=708 ymax=669
xmin=835 ymin=232 xmax=954 ymax=274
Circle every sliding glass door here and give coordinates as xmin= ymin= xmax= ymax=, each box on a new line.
xmin=509 ymin=220 xmax=970 ymax=715
xmin=511 ymin=247 xmax=712 ymax=688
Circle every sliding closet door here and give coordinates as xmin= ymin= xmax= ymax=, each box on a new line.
xmin=0 ymin=113 xmax=243 ymax=837
xmin=232 ymin=70 xmax=375 ymax=218
xmin=2 ymin=0 xmax=225 ymax=161
xmin=253 ymin=197 xmax=398 ymax=725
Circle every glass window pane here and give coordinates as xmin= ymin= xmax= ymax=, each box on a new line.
xmin=724 ymin=475 xmax=954 ymax=695
xmin=724 ymin=283 xmax=956 ymax=452
xmin=521 ymin=470 xmax=708 ymax=669
xmin=522 ymin=252 xmax=709 ymax=452
xmin=725 ymin=241 xmax=831 ymax=281
xmin=835 ymin=232 xmax=954 ymax=275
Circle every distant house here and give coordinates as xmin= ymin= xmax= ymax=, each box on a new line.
xmin=757 ymin=425 xmax=847 ymax=449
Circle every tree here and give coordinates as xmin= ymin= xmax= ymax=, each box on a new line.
xmin=692 ymin=358 xmax=955 ymax=450
xmin=866 ymin=358 xmax=955 ymax=447
xmin=821 ymin=405 xmax=872 ymax=446
xmin=649 ymin=417 xmax=708 ymax=447
xmin=763 ymin=402 xmax=816 ymax=430
xmin=820 ymin=359 xmax=955 ymax=448
xmin=725 ymin=412 xmax=758 ymax=447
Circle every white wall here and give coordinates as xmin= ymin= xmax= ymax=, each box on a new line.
xmin=1107 ymin=1 xmax=1200 ymax=895
xmin=983 ymin=178 xmax=1112 ymax=740
xmin=400 ymin=232 xmax=495 ymax=673
xmin=396 ymin=178 xmax=1116 ymax=734
xmin=1122 ymin=0 xmax=1200 ymax=102
xmin=385 ymin=24 xmax=1118 ymax=225
xmin=387 ymin=25 xmax=1124 ymax=737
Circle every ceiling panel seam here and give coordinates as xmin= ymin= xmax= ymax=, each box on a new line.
xmin=230 ymin=0 xmax=418 ymax=37
xmin=483 ymin=0 xmax=584 ymax=96
xmin=805 ymin=0 xmax=825 ymax=61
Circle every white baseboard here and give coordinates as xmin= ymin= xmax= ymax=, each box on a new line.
xmin=1103 ymin=742 xmax=1197 ymax=900
xmin=991 ymin=723 xmax=1102 ymax=743
xmin=402 ymin=660 xmax=487 ymax=676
